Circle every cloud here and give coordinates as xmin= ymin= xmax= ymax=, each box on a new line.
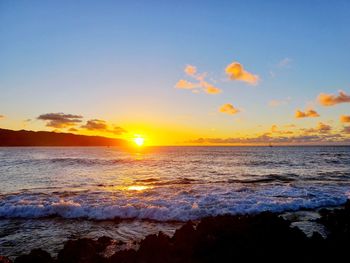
xmin=271 ymin=125 xmax=278 ymax=133
xmin=111 ymin=126 xmax=127 ymax=135
xmin=317 ymin=122 xmax=332 ymax=134
xmin=270 ymin=124 xmax=294 ymax=135
xmin=175 ymin=65 xmax=222 ymax=94
xmin=81 ymin=119 xmax=108 ymax=130
xmin=295 ymin=109 xmax=320 ymax=118
xmin=301 ymin=122 xmax=332 ymax=134
xmin=225 ymin=62 xmax=259 ymax=85
xmin=37 ymin=113 xmax=83 ymax=128
xmin=175 ymin=79 xmax=198 ymax=89
xmin=278 ymin=58 xmax=292 ymax=68
xmin=219 ymin=103 xmax=240 ymax=115
xmin=340 ymin=115 xmax=350 ymax=123
xmin=318 ymin=90 xmax=350 ymax=106
xmin=81 ymin=119 xmax=126 ymax=135
xmin=188 ymin=133 xmax=345 ymax=145
xmin=268 ymin=97 xmax=291 ymax=107
xmin=0 ymin=115 xmax=4 ymax=120
xmin=202 ymin=82 xmax=221 ymax=94
xmin=184 ymin=65 xmax=197 ymax=76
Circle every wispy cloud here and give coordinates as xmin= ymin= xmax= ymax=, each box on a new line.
xmin=340 ymin=115 xmax=350 ymax=123
xmin=268 ymin=97 xmax=291 ymax=107
xmin=175 ymin=65 xmax=222 ymax=94
xmin=295 ymin=109 xmax=320 ymax=118
xmin=219 ymin=103 xmax=240 ymax=115
xmin=278 ymin=57 xmax=292 ymax=68
xmin=225 ymin=62 xmax=259 ymax=85
xmin=318 ymin=90 xmax=350 ymax=106
xmin=37 ymin=113 xmax=83 ymax=128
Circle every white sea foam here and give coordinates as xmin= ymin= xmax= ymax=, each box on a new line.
xmin=0 ymin=185 xmax=348 ymax=221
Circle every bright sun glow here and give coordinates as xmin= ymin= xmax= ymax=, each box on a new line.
xmin=134 ymin=136 xmax=145 ymax=146
xmin=127 ymin=185 xmax=151 ymax=191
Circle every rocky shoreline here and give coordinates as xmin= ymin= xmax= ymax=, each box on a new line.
xmin=1 ymin=201 xmax=350 ymax=263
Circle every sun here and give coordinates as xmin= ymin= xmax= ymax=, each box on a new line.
xmin=134 ymin=136 xmax=145 ymax=146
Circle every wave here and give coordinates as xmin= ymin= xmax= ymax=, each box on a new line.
xmin=0 ymin=185 xmax=349 ymax=221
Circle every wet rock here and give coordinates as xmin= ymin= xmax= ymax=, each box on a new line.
xmin=57 ymin=238 xmax=105 ymax=263
xmin=96 ymin=236 xmax=113 ymax=252
xmin=0 ymin=256 xmax=12 ymax=263
xmin=136 ymin=232 xmax=172 ymax=263
xmin=317 ymin=200 xmax=350 ymax=261
xmin=108 ymin=249 xmax=137 ymax=263
xmin=14 ymin=249 xmax=54 ymax=263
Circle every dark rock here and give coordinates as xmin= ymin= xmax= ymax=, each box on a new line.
xmin=108 ymin=249 xmax=137 ymax=263
xmin=57 ymin=238 xmax=105 ymax=263
xmin=14 ymin=249 xmax=54 ymax=263
xmin=0 ymin=256 xmax=12 ymax=263
xmin=96 ymin=236 xmax=113 ymax=252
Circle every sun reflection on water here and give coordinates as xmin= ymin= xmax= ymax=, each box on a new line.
xmin=126 ymin=185 xmax=152 ymax=191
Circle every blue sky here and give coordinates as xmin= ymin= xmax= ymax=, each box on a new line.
xmin=1 ymin=0 xmax=350 ymax=144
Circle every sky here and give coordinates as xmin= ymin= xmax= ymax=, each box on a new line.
xmin=1 ymin=0 xmax=350 ymax=145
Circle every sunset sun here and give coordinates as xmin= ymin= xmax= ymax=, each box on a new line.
xmin=134 ymin=136 xmax=145 ymax=146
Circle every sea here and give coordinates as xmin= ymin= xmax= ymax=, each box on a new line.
xmin=1 ymin=146 xmax=349 ymax=257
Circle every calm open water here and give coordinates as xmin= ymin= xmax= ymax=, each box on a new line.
xmin=1 ymin=146 xmax=349 ymax=257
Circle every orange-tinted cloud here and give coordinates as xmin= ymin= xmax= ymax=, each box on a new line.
xmin=111 ymin=126 xmax=127 ymax=135
xmin=225 ymin=62 xmax=259 ymax=85
xmin=219 ymin=103 xmax=240 ymax=115
xmin=202 ymin=82 xmax=221 ymax=94
xmin=317 ymin=90 xmax=350 ymax=106
xmin=295 ymin=109 xmax=320 ymax=118
xmin=270 ymin=124 xmax=294 ymax=135
xmin=271 ymin=124 xmax=278 ymax=133
xmin=343 ymin=126 xmax=350 ymax=134
xmin=317 ymin=122 xmax=332 ymax=134
xmin=175 ymin=79 xmax=198 ymax=89
xmin=184 ymin=65 xmax=197 ymax=76
xmin=81 ymin=119 xmax=126 ymax=135
xmin=37 ymin=113 xmax=83 ymax=128
xmin=176 ymin=65 xmax=222 ymax=94
xmin=188 ymin=133 xmax=345 ymax=145
xmin=340 ymin=115 xmax=350 ymax=123
xmin=301 ymin=122 xmax=332 ymax=134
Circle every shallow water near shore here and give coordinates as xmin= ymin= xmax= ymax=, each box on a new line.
xmin=1 ymin=146 xmax=350 ymax=257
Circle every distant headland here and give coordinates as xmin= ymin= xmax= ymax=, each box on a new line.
xmin=0 ymin=128 xmax=127 ymax=147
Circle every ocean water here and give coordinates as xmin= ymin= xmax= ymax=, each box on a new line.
xmin=1 ymin=146 xmax=350 ymax=257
